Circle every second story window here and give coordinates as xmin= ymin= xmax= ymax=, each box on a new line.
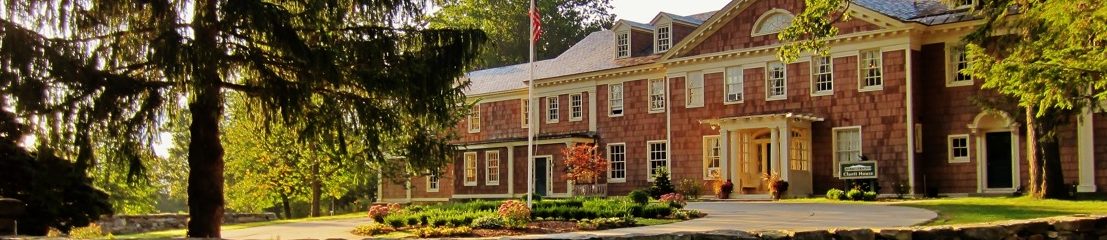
xmin=616 ymin=31 xmax=630 ymax=58
xmin=812 ymin=56 xmax=834 ymax=95
xmin=686 ymin=72 xmax=704 ymax=108
xmin=521 ymin=99 xmax=529 ymax=128
xmin=948 ymin=45 xmax=972 ymax=86
xmin=570 ymin=93 xmax=583 ymax=121
xmin=648 ymin=78 xmax=666 ymax=113
xmin=467 ymin=105 xmax=480 ymax=133
xmin=725 ymin=66 xmax=744 ymax=103
xmin=859 ymin=49 xmax=884 ymax=91
xmin=609 ymin=83 xmax=624 ymax=116
xmin=656 ymin=24 xmax=671 ymax=53
xmin=546 ymin=96 xmax=559 ymax=123
xmin=766 ymin=62 xmax=787 ymax=100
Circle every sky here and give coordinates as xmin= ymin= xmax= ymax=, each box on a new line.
xmin=610 ymin=0 xmax=732 ymax=23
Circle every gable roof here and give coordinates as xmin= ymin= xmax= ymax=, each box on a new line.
xmin=851 ymin=0 xmax=977 ymax=25
xmin=613 ymin=19 xmax=656 ymax=32
xmin=652 ymin=12 xmax=707 ymax=26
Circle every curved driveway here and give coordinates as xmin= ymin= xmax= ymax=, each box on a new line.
xmin=220 ymin=202 xmax=936 ymax=239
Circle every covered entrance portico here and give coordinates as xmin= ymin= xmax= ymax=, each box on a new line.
xmin=702 ymin=113 xmax=823 ymax=198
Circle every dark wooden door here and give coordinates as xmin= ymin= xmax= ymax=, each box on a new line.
xmin=534 ymin=157 xmax=548 ymax=196
xmin=986 ymin=132 xmax=1014 ymax=189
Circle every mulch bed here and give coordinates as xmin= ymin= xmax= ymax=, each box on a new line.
xmin=470 ymin=221 xmax=579 ymax=237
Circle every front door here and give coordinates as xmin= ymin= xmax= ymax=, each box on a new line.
xmin=985 ymin=132 xmax=1014 ymax=189
xmin=534 ymin=157 xmax=550 ymax=196
xmin=737 ymin=137 xmax=771 ymax=194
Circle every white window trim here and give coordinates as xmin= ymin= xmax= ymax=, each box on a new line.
xmin=426 ymin=172 xmax=440 ymax=192
xmin=569 ymin=93 xmax=583 ymax=121
xmin=607 ymin=143 xmax=627 ymax=183
xmin=646 ymin=140 xmax=669 ymax=182
xmin=615 ymin=30 xmax=631 ymax=59
xmin=463 ymin=152 xmax=478 ymax=186
xmin=485 ymin=151 xmax=500 ymax=185
xmin=832 ymin=126 xmax=863 ymax=178
xmin=948 ymin=134 xmax=971 ymax=163
xmin=751 ymin=9 xmax=795 ymax=37
xmin=724 ymin=66 xmax=745 ymax=104
xmin=521 ymin=98 xmax=529 ymax=128
xmin=766 ymin=62 xmax=788 ymax=101
xmin=703 ymin=135 xmax=721 ymax=180
xmin=608 ymin=83 xmax=625 ymax=117
xmin=655 ymin=23 xmax=672 ymax=53
xmin=946 ymin=44 xmax=974 ymax=87
xmin=648 ymin=78 xmax=666 ymax=114
xmin=858 ymin=49 xmax=885 ymax=92
xmin=953 ymin=0 xmax=976 ymax=10
xmin=546 ymin=96 xmax=560 ymax=123
xmin=811 ymin=56 xmax=835 ymax=96
xmin=467 ymin=104 xmax=481 ymax=133
xmin=686 ymin=72 xmax=705 ymax=108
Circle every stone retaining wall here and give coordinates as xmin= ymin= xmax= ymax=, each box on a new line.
xmin=592 ymin=215 xmax=1107 ymax=240
xmin=96 ymin=213 xmax=277 ymax=234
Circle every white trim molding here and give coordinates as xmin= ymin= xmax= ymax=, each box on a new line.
xmin=1077 ymin=106 xmax=1097 ymax=192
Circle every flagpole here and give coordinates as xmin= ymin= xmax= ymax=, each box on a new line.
xmin=526 ymin=0 xmax=536 ymax=208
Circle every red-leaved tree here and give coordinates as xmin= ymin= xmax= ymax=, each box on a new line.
xmin=562 ymin=144 xmax=608 ymax=184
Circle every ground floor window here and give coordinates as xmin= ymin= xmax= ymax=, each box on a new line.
xmin=833 ymin=127 xmax=862 ymax=177
xmin=949 ymin=134 xmax=970 ymax=163
xmin=703 ymin=136 xmax=721 ymax=179
xmin=647 ymin=140 xmax=668 ymax=180
xmin=427 ymin=172 xmax=439 ymax=192
xmin=463 ymin=152 xmax=477 ymax=186
xmin=789 ymin=130 xmax=810 ymax=171
xmin=485 ymin=151 xmax=500 ymax=185
xmin=608 ymin=143 xmax=626 ymax=182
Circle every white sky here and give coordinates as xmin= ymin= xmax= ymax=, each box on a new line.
xmin=610 ymin=0 xmax=731 ymax=23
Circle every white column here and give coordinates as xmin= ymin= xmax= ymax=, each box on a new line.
xmin=779 ymin=122 xmax=791 ymax=181
xmin=769 ymin=127 xmax=780 ymax=177
xmin=507 ymin=145 xmax=515 ymax=196
xmin=1077 ymin=107 xmax=1097 ymax=192
xmin=405 ymin=179 xmax=412 ymax=203
xmin=720 ymin=129 xmax=730 ymax=180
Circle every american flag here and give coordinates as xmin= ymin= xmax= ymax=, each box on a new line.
xmin=529 ymin=3 xmax=542 ymax=43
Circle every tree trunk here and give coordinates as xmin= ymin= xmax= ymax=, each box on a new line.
xmin=280 ymin=192 xmax=292 ymax=219
xmin=1025 ymin=107 xmax=1042 ymax=198
xmin=1038 ymin=135 xmax=1067 ymax=199
xmin=310 ymin=163 xmax=322 ymax=217
xmin=186 ymin=0 xmax=226 ymax=237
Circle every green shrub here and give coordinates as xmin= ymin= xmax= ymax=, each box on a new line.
xmin=471 ymin=216 xmax=505 ymax=229
xmin=577 ymin=217 xmax=636 ymax=230
xmin=676 ymin=179 xmax=704 ymax=200
xmin=68 ymin=223 xmax=107 ymax=239
xmin=648 ymin=167 xmax=676 ymax=199
xmin=350 ymin=223 xmax=394 ymax=236
xmin=432 ymin=218 xmax=449 ymax=227
xmin=406 ymin=216 xmax=420 ymax=226
xmin=846 ymin=189 xmax=864 ymax=201
xmin=863 ymin=191 xmax=878 ymax=201
xmin=640 ymin=203 xmax=673 ymax=218
xmin=384 ymin=215 xmax=405 ymax=228
xmin=628 ymin=189 xmax=650 ymax=205
xmin=412 ymin=226 xmax=472 ymax=238
xmin=826 ymin=188 xmax=845 ymax=200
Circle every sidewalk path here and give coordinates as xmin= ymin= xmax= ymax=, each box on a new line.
xmin=220 ymin=202 xmax=936 ymax=239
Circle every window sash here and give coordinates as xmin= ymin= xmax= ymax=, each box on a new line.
xmin=486 ymin=152 xmax=500 ymax=184
xmin=725 ymin=67 xmax=744 ymax=102
xmin=950 ymin=136 xmax=970 ymax=161
xmin=468 ymin=105 xmax=480 ymax=132
xmin=570 ymin=94 xmax=583 ymax=120
xmin=521 ymin=99 xmax=529 ymax=128
xmin=767 ymin=62 xmax=787 ymax=99
xmin=687 ymin=73 xmax=704 ymax=107
xmin=428 ymin=172 xmax=439 ymax=191
xmin=616 ymin=32 xmax=629 ymax=57
xmin=547 ymin=96 xmax=559 ymax=122
xmin=703 ymin=136 xmax=721 ymax=179
xmin=648 ymin=141 xmax=668 ymax=178
xmin=649 ymin=79 xmax=666 ymax=112
xmin=464 ymin=153 xmax=477 ymax=184
xmin=951 ymin=47 xmax=972 ymax=82
xmin=609 ymin=83 xmax=624 ymax=115
xmin=813 ymin=56 xmax=833 ymax=93
xmin=657 ymin=26 xmax=671 ymax=52
xmin=608 ymin=144 xmax=626 ymax=180
xmin=860 ymin=50 xmax=883 ymax=88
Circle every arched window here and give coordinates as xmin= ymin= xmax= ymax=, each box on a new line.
xmin=752 ymin=9 xmax=795 ymax=36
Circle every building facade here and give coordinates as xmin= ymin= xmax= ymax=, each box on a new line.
xmin=379 ymin=0 xmax=1106 ymax=203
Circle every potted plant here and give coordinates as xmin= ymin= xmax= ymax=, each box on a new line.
xmin=763 ymin=172 xmax=789 ymax=200
xmin=715 ymin=179 xmax=734 ymax=199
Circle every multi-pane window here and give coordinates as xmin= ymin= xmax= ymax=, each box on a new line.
xmin=607 ymin=143 xmax=626 ymax=182
xmin=949 ymin=135 xmax=970 ymax=163
xmin=686 ymin=72 xmax=704 ymax=107
xmin=609 ymin=83 xmax=624 ymax=116
xmin=790 ymin=131 xmax=810 ymax=171
xmin=725 ymin=66 xmax=744 ymax=103
xmin=570 ymin=93 xmax=583 ymax=121
xmin=546 ymin=96 xmax=559 ymax=123
xmin=860 ymin=49 xmax=883 ymax=90
xmin=486 ymin=151 xmax=500 ymax=185
xmin=703 ymin=136 xmax=721 ymax=179
xmin=648 ymin=79 xmax=666 ymax=112
xmin=647 ymin=141 xmax=668 ymax=180
xmin=812 ymin=56 xmax=833 ymax=94
xmin=833 ymin=127 xmax=862 ymax=177
xmin=767 ymin=62 xmax=787 ymax=100
xmin=467 ymin=105 xmax=481 ymax=133
xmin=463 ymin=152 xmax=477 ymax=186
xmin=949 ymin=46 xmax=972 ymax=85
xmin=521 ymin=99 xmax=529 ymax=128
xmin=427 ymin=172 xmax=439 ymax=192
xmin=616 ymin=31 xmax=630 ymax=58
xmin=656 ymin=25 xmax=671 ymax=53
xmin=954 ymin=0 xmax=975 ymax=9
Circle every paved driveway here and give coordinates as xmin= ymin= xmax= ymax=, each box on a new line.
xmin=220 ymin=202 xmax=936 ymax=239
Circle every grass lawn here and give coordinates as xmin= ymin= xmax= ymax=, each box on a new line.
xmin=115 ymin=212 xmax=365 ymax=239
xmin=784 ymin=196 xmax=1107 ymax=226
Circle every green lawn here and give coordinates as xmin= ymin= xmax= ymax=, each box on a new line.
xmin=115 ymin=212 xmax=365 ymax=239
xmin=784 ymin=197 xmax=1107 ymax=226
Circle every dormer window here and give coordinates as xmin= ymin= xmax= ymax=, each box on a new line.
xmin=752 ymin=9 xmax=794 ymax=36
xmin=616 ymin=31 xmax=630 ymax=58
xmin=655 ymin=24 xmax=671 ymax=53
xmin=953 ymin=0 xmax=976 ymax=9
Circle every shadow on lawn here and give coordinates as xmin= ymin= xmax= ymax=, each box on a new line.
xmin=900 ymin=203 xmax=1078 ymax=226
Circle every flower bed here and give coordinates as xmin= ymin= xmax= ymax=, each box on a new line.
xmin=351 ymin=197 xmax=704 ymax=238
